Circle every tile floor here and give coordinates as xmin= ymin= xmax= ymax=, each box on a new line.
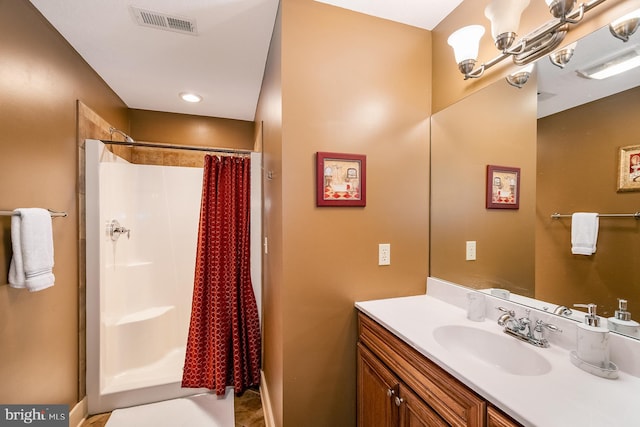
xmin=80 ymin=388 xmax=265 ymax=427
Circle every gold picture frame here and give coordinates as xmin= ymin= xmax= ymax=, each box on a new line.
xmin=617 ymin=145 xmax=640 ymax=192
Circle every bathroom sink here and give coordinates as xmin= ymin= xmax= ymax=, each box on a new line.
xmin=432 ymin=325 xmax=552 ymax=376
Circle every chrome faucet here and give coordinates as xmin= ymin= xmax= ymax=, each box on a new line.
xmin=497 ymin=307 xmax=562 ymax=348
xmin=553 ymin=305 xmax=573 ymax=317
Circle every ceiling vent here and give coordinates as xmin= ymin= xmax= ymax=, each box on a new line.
xmin=131 ymin=7 xmax=198 ymax=36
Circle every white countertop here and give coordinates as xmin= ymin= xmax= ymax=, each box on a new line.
xmin=356 ymin=294 xmax=640 ymax=427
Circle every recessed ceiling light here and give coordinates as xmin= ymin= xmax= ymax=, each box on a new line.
xmin=179 ymin=92 xmax=202 ymax=103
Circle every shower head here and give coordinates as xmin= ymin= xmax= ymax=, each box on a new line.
xmin=109 ymin=127 xmax=135 ymax=143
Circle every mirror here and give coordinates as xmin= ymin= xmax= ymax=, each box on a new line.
xmin=431 ymin=21 xmax=640 ymax=339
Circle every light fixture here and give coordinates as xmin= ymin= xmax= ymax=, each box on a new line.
xmin=506 ymin=63 xmax=535 ymax=88
xmin=577 ymin=48 xmax=640 ymax=80
xmin=549 ymin=41 xmax=577 ymax=68
xmin=485 ymin=0 xmax=530 ymax=51
xmin=609 ymin=9 xmax=640 ymax=42
xmin=449 ymin=0 xmax=609 ymax=80
xmin=447 ymin=25 xmax=486 ymax=75
xmin=179 ymin=92 xmax=202 ymax=103
xmin=545 ymin=0 xmax=576 ymax=19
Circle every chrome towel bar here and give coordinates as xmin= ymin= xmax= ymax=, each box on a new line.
xmin=551 ymin=212 xmax=640 ymax=219
xmin=0 ymin=209 xmax=67 ymax=218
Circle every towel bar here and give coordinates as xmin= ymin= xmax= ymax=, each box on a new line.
xmin=0 ymin=209 xmax=67 ymax=218
xmin=551 ymin=212 xmax=640 ymax=219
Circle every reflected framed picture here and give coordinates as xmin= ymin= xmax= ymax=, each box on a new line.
xmin=486 ymin=165 xmax=520 ymax=209
xmin=617 ymin=145 xmax=640 ymax=192
xmin=316 ymin=152 xmax=366 ymax=207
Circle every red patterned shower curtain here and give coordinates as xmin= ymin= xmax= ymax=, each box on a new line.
xmin=182 ymin=154 xmax=261 ymax=396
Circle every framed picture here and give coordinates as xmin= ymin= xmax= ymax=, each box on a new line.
xmin=617 ymin=145 xmax=640 ymax=192
xmin=486 ymin=165 xmax=520 ymax=209
xmin=316 ymin=152 xmax=366 ymax=207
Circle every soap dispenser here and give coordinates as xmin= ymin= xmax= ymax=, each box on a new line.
xmin=570 ymin=303 xmax=618 ymax=379
xmin=607 ymin=299 xmax=640 ymax=337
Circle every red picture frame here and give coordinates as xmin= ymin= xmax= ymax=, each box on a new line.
xmin=316 ymin=152 xmax=366 ymax=207
xmin=486 ymin=165 xmax=520 ymax=209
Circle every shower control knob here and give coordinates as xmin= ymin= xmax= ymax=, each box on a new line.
xmin=108 ymin=219 xmax=131 ymax=241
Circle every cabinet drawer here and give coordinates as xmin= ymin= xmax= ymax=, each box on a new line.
xmin=487 ymin=406 xmax=522 ymax=427
xmin=358 ymin=312 xmax=485 ymax=427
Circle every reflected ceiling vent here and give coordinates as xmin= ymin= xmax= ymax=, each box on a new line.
xmin=130 ymin=7 xmax=198 ymax=36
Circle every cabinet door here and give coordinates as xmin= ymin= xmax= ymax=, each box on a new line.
xmin=487 ymin=406 xmax=522 ymax=427
xmin=358 ymin=343 xmax=400 ymax=427
xmin=398 ymin=384 xmax=449 ymax=427
xmin=359 ymin=312 xmax=485 ymax=427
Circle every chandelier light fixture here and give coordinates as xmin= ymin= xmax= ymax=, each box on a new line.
xmin=448 ymin=0 xmax=617 ymax=80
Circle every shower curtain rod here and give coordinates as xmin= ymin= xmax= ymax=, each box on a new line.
xmin=100 ymin=140 xmax=253 ymax=155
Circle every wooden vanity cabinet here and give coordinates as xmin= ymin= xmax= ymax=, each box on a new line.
xmin=358 ymin=343 xmax=447 ymax=427
xmin=487 ymin=406 xmax=520 ymax=427
xmin=357 ymin=312 xmax=522 ymax=427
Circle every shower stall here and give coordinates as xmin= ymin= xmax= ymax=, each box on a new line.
xmin=85 ymin=139 xmax=261 ymax=414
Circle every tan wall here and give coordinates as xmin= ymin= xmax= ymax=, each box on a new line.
xmin=537 ymin=86 xmax=640 ymax=317
xmin=260 ymin=1 xmax=432 ymax=425
xmin=430 ymin=76 xmax=537 ymax=296
xmin=0 ymin=1 xmax=128 ymax=407
xmin=255 ymin=3 xmax=284 ymax=426
xmin=431 ymin=0 xmax=639 ymax=112
xmin=129 ymin=109 xmax=255 ymax=150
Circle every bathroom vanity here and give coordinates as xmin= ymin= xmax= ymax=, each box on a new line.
xmin=358 ymin=312 xmax=518 ymax=426
xmin=355 ymin=278 xmax=640 ymax=427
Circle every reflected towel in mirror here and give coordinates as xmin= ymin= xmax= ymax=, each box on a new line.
xmin=571 ymin=212 xmax=599 ymax=255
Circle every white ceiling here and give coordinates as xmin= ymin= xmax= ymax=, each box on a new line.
xmin=29 ymin=1 xmax=636 ymax=122
xmin=28 ymin=0 xmax=460 ymax=122
xmin=29 ymin=0 xmax=280 ymax=121
xmin=314 ymin=0 xmax=463 ymax=31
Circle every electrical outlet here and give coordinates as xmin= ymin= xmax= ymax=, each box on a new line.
xmin=466 ymin=241 xmax=476 ymax=261
xmin=379 ymin=243 xmax=391 ymax=266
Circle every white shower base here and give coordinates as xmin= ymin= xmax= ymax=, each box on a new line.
xmin=105 ymin=390 xmax=234 ymax=427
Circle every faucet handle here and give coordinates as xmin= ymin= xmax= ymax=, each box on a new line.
xmin=535 ymin=319 xmax=562 ymax=333
xmin=532 ymin=319 xmax=562 ymax=343
xmin=497 ymin=306 xmax=515 ymax=317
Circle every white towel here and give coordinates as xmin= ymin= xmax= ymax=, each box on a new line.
xmin=8 ymin=208 xmax=55 ymax=292
xmin=571 ymin=212 xmax=599 ymax=256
